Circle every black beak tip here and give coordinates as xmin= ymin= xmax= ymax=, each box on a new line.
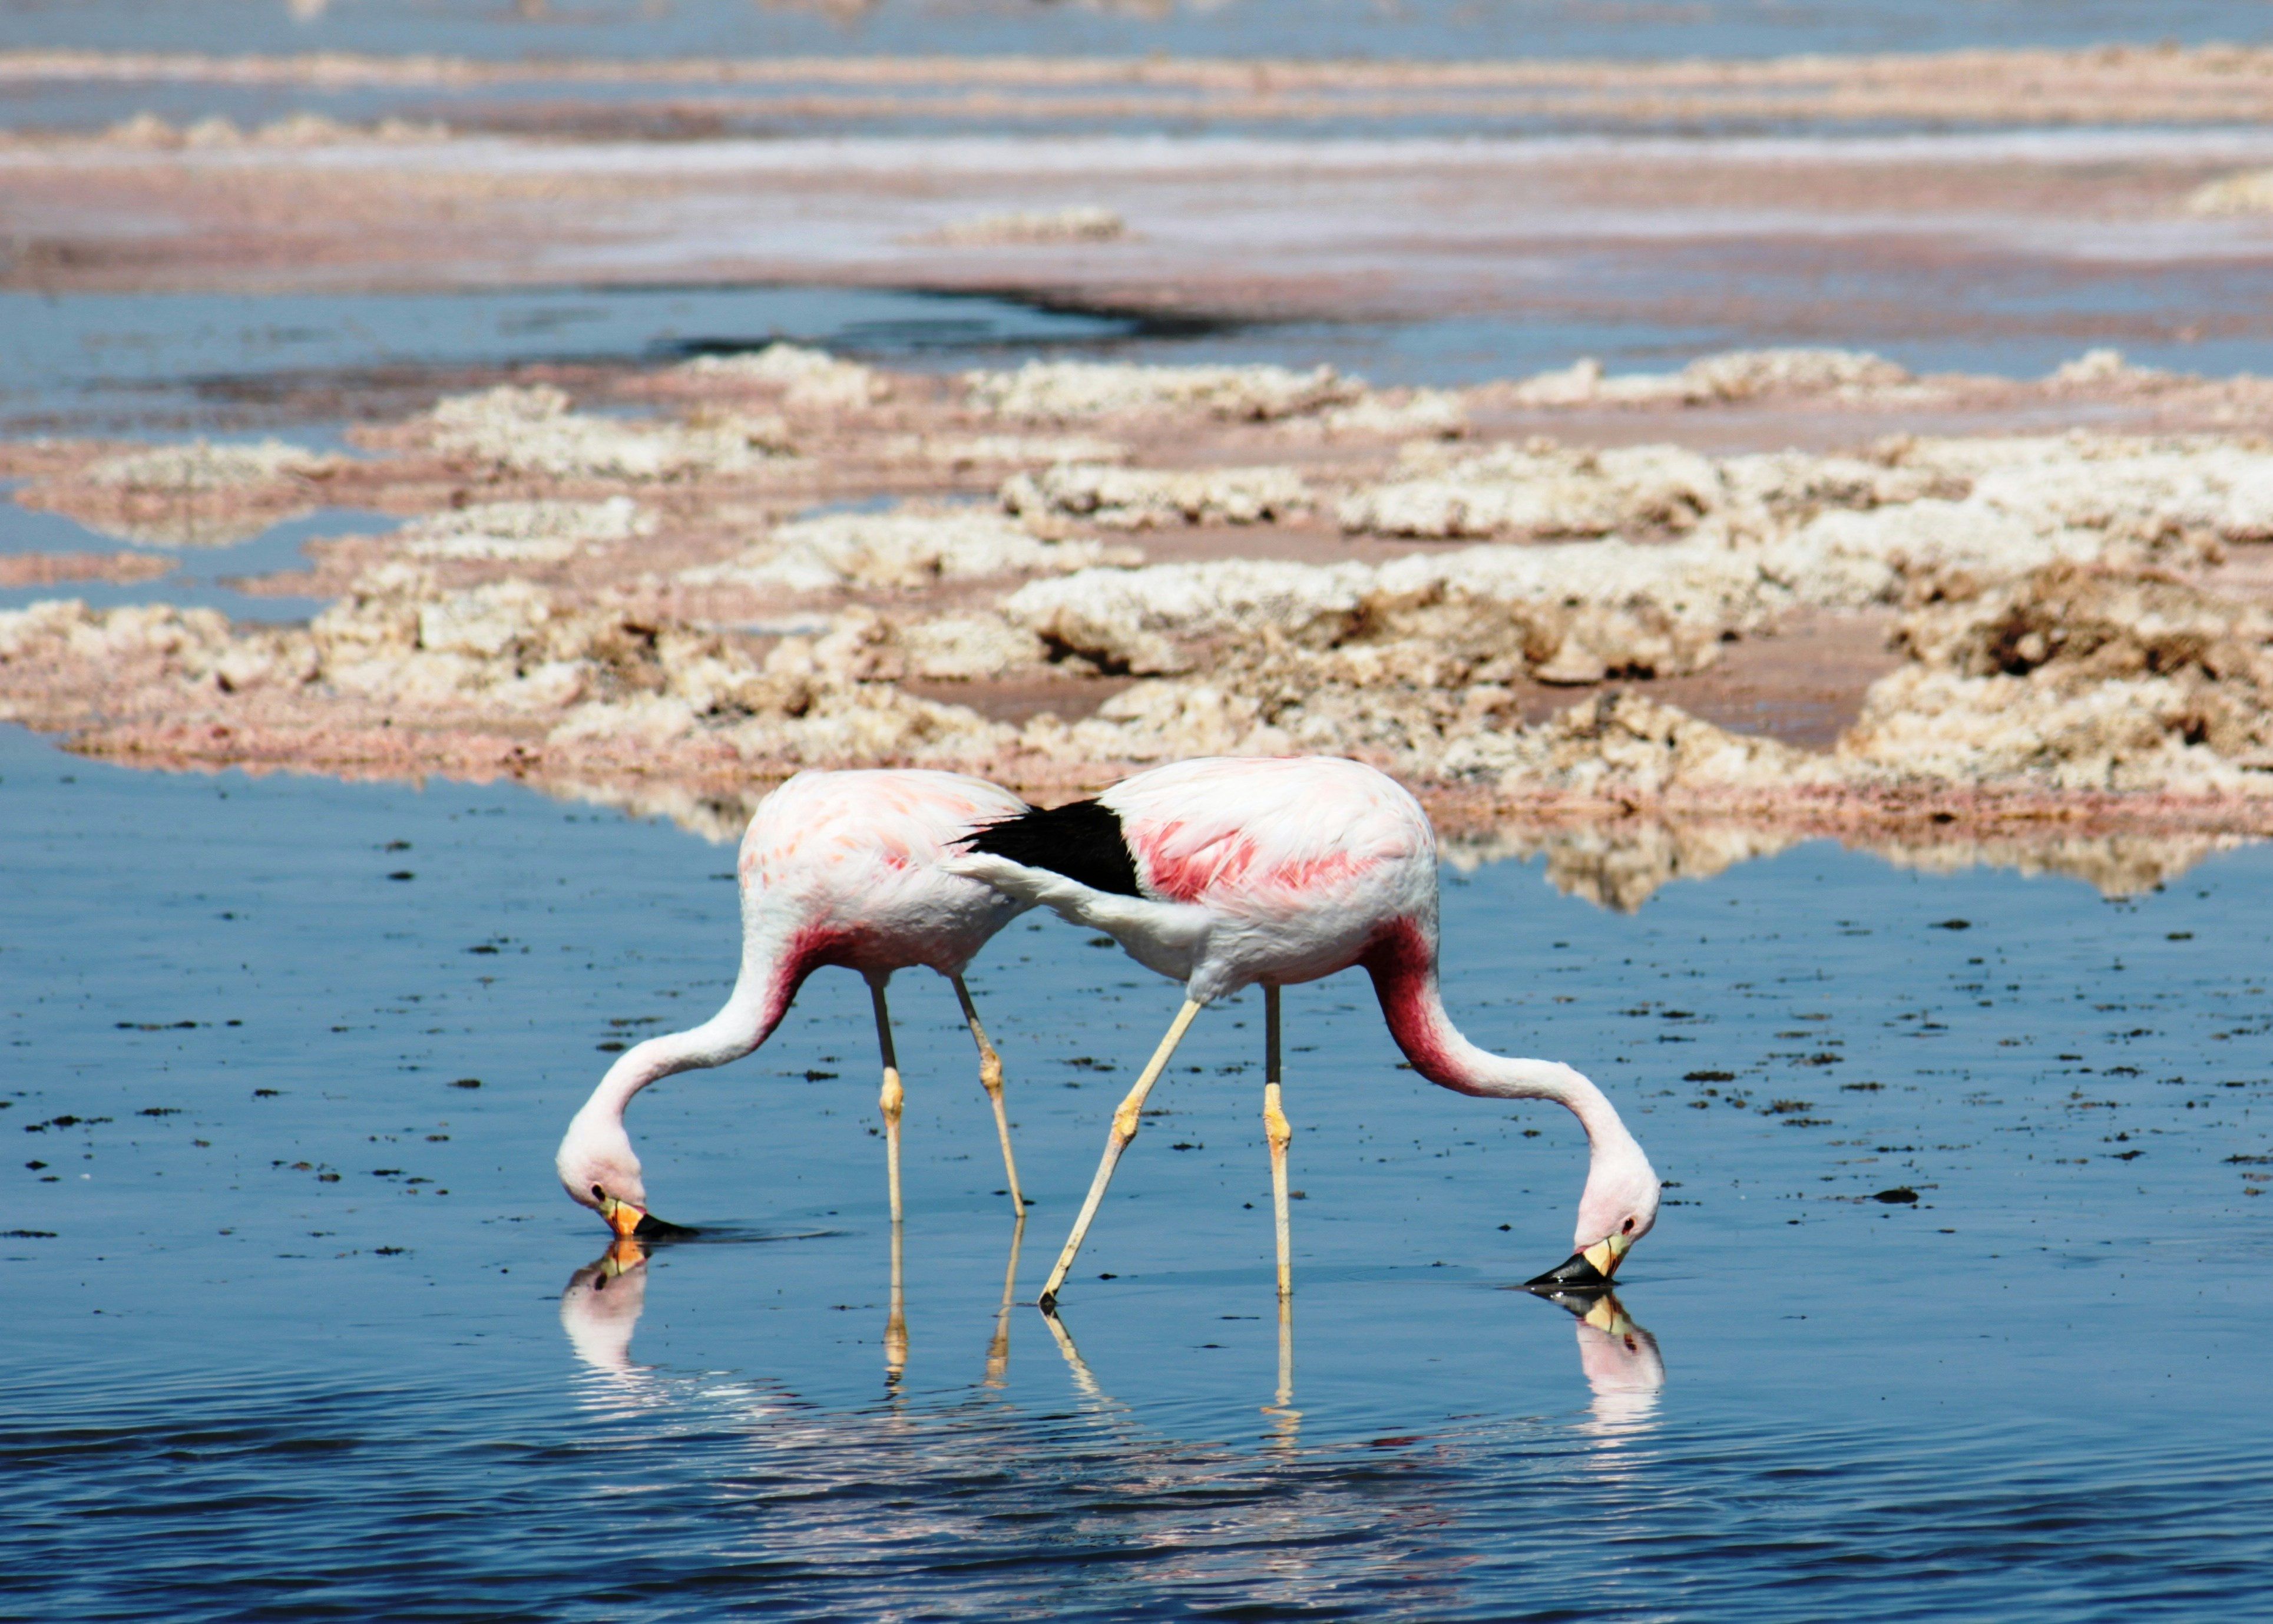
xmin=1525 ymin=1252 xmax=1612 ymax=1292
xmin=633 ymin=1212 xmax=698 ymax=1240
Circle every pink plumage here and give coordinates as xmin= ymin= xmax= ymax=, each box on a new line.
xmin=557 ymin=768 xmax=1034 ymax=1237
xmin=952 ymin=755 xmax=1660 ymax=1308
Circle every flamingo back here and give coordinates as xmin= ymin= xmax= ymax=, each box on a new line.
xmin=1104 ymin=756 xmax=1441 ymax=992
xmin=740 ymin=769 xmax=1032 ymax=975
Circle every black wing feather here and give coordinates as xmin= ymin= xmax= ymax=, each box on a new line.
xmin=964 ymin=799 xmax=1143 ymax=898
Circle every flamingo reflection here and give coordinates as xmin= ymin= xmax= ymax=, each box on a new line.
xmin=559 ymin=1219 xmax=1030 ymax=1393
xmin=1533 ymin=1286 xmax=1666 ymax=1431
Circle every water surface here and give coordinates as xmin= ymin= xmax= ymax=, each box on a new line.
xmin=6 ymin=723 xmax=2271 ymax=1618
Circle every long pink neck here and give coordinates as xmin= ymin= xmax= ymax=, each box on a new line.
xmin=576 ymin=926 xmax=815 ymax=1130
xmin=1362 ymin=919 xmax=1639 ymax=1159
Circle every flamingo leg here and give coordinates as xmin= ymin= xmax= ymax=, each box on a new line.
xmin=1037 ymin=997 xmax=1205 ymax=1311
xmin=869 ymin=974 xmax=905 ymax=1225
xmin=1262 ymin=984 xmax=1293 ymax=1301
xmin=952 ymin=974 xmax=1025 ymax=1216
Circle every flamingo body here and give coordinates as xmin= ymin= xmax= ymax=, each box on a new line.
xmin=557 ymin=768 xmax=1034 ymax=1231
xmin=954 ymin=755 xmax=1660 ymax=1301
xmin=736 ymin=768 xmax=1031 ymax=983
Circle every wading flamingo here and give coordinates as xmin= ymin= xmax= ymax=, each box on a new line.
xmin=557 ymin=768 xmax=1035 ymax=1237
xmin=949 ymin=755 xmax=1660 ymax=1309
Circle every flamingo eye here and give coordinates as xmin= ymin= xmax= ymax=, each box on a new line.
xmin=591 ymin=1184 xmax=607 ymax=1201
xmin=1622 ymin=1216 xmax=1636 ymax=1233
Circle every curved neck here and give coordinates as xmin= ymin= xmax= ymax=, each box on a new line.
xmin=1362 ymin=920 xmax=1639 ymax=1159
xmin=574 ymin=928 xmax=812 ymax=1129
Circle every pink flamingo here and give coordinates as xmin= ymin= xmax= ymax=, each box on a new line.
xmin=949 ymin=755 xmax=1660 ymax=1309
xmin=557 ymin=768 xmax=1034 ymax=1236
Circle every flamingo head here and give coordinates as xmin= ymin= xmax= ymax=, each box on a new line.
xmin=556 ymin=1107 xmax=652 ymax=1238
xmin=1531 ymin=1135 xmax=1661 ymax=1291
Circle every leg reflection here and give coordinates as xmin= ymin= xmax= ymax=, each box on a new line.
xmin=984 ymin=1215 xmax=1026 ymax=1389
xmin=1037 ymin=1305 xmax=1120 ymax=1411
xmin=1263 ymin=1291 xmax=1302 ymax=1449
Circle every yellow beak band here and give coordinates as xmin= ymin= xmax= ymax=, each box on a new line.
xmin=599 ymin=1193 xmax=644 ymax=1238
xmin=1580 ymin=1230 xmax=1633 ymax=1279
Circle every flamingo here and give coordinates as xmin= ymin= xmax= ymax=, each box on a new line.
xmin=948 ymin=755 xmax=1660 ymax=1309
xmin=556 ymin=768 xmax=1035 ymax=1236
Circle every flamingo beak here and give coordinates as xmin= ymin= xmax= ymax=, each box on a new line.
xmin=598 ymin=1193 xmax=646 ymax=1238
xmin=1525 ymin=1230 xmax=1632 ymax=1291
xmin=600 ymin=1236 xmax=647 ymax=1278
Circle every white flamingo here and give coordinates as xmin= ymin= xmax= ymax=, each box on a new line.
xmin=557 ymin=768 xmax=1034 ymax=1236
xmin=948 ymin=755 xmax=1660 ymax=1309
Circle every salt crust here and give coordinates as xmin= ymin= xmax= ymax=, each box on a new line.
xmin=0 ymin=577 xmax=1012 ymax=766
xmin=1504 ymin=348 xmax=1913 ymax=409
xmin=82 ymin=439 xmax=334 ymax=494
xmin=1840 ymin=561 xmax=2273 ymax=794
xmin=964 ymin=360 xmax=1363 ymax=423
xmin=2187 ymin=168 xmax=2273 ymax=215
xmin=19 ymin=389 xmax=2273 ymax=808
xmin=935 ymin=206 xmax=1126 ymax=244
xmin=671 ymin=344 xmax=889 ymax=412
xmin=98 ymin=111 xmax=451 ymax=147
xmin=679 ymin=507 xmax=1139 ymax=593
xmin=13 ymin=560 xmax=2273 ymax=804
xmin=418 ymin=385 xmax=785 ymax=480
xmin=1000 ymin=462 xmax=1313 ymax=530
xmin=1007 ymin=422 xmax=2242 ymax=687
xmin=398 ymin=498 xmax=653 ymax=562
xmin=24 ymin=437 xmax=337 ymax=547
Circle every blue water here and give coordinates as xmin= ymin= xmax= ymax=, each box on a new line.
xmin=14 ymin=269 xmax=2273 ymax=459
xmin=0 ymin=286 xmax=1134 ymax=438
xmin=7 ymin=0 xmax=2271 ymax=64
xmin=6 ymin=723 xmax=2271 ymax=1618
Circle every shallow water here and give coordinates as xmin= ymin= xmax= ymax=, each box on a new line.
xmin=0 ymin=286 xmax=1131 ymax=438
xmin=9 ymin=0 xmax=2272 ymax=65
xmin=7 ymin=722 xmax=2272 ymax=1619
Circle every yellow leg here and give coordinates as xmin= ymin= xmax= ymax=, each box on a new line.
xmin=870 ymin=976 xmax=904 ymax=1226
xmin=953 ymin=974 xmax=1024 ymax=1216
xmin=1037 ymin=997 xmax=1205 ymax=1311
xmin=1263 ymin=984 xmax=1293 ymax=1301
xmin=984 ymin=1213 xmax=1025 ymax=1388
